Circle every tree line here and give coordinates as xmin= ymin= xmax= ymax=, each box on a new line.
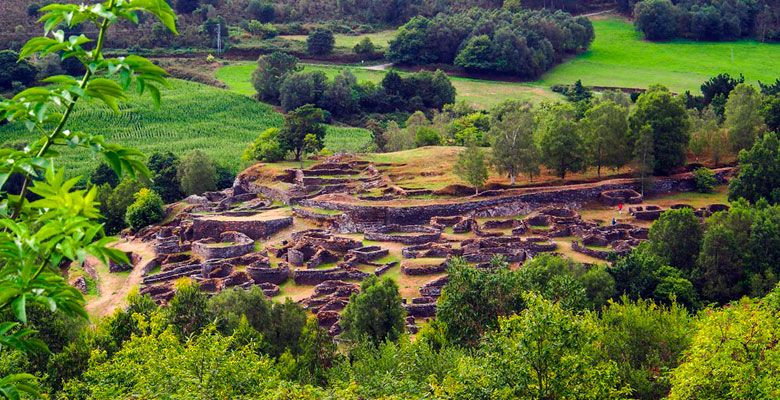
xmin=627 ymin=0 xmax=780 ymax=42
xmin=387 ymin=8 xmax=594 ymax=78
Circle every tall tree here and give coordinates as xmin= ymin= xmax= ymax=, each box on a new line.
xmin=278 ymin=105 xmax=327 ymax=162
xmin=454 ymin=142 xmax=489 ymax=194
xmin=340 ymin=276 xmax=405 ymax=345
xmin=147 ymin=152 xmax=183 ymax=203
xmin=629 ymin=85 xmax=690 ymax=175
xmin=539 ymin=105 xmax=586 ymax=179
xmin=581 ymin=100 xmax=631 ymax=177
xmin=728 ymin=132 xmax=780 ymax=204
xmin=178 ymin=150 xmax=217 ymax=196
xmin=724 ymin=83 xmax=765 ymax=152
xmin=489 ymin=107 xmax=540 ymax=183
xmin=252 ymin=51 xmax=299 ymax=103
xmin=648 ymin=208 xmax=703 ymax=273
xmin=634 ymin=124 xmax=655 ymax=196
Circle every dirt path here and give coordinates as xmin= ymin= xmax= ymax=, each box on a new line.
xmin=86 ymin=241 xmax=155 ymax=318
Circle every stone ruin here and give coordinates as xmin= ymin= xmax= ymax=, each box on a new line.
xmin=629 ymin=203 xmax=730 ymax=222
xmin=364 ymin=224 xmax=442 ymax=245
xmin=600 ymin=189 xmax=643 ymax=206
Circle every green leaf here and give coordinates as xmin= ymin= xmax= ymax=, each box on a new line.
xmin=128 ymin=0 xmax=178 ymax=34
xmin=11 ymin=295 xmax=26 ymax=324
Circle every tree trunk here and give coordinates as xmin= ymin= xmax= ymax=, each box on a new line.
xmin=510 ymin=173 xmax=516 ymax=185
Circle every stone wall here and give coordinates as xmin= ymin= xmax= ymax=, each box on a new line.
xmin=191 ymin=215 xmax=293 ymax=240
xmin=191 ymin=231 xmax=254 ymax=260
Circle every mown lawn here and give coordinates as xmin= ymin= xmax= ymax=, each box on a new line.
xmin=0 ymin=79 xmax=370 ymax=178
xmin=539 ymin=16 xmax=780 ymax=93
xmin=279 ymin=29 xmax=398 ymax=49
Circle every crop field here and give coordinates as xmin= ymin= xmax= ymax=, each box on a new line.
xmin=279 ymin=29 xmax=398 ymax=49
xmin=216 ymin=63 xmax=562 ymax=109
xmin=539 ymin=16 xmax=780 ymax=93
xmin=0 ymin=79 xmax=369 ymax=178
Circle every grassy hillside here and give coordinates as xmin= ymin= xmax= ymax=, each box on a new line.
xmin=216 ymin=63 xmax=561 ymax=109
xmin=0 ymin=79 xmax=371 ymax=179
xmin=279 ymin=30 xmax=398 ymax=49
xmin=539 ymin=17 xmax=780 ymax=92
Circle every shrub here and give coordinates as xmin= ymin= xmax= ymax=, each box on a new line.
xmin=90 ymin=163 xmax=119 ymax=188
xmin=307 ymin=29 xmax=335 ymax=56
xmin=353 ymin=37 xmax=375 ymax=55
xmin=125 ymin=188 xmax=165 ymax=231
xmin=414 ymin=126 xmax=442 ymax=147
xmin=244 ymin=127 xmax=286 ymax=162
xmin=245 ymin=0 xmax=275 ymax=22
xmin=246 ymin=20 xmax=277 ymax=38
xmin=693 ymin=168 xmax=716 ymax=193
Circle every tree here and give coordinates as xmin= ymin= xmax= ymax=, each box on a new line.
xmin=353 ymin=37 xmax=376 ymax=56
xmin=761 ymin=95 xmax=780 ymax=133
xmin=252 ymin=52 xmax=299 ymax=102
xmin=166 ymin=280 xmax=211 ymax=338
xmin=365 ymin=119 xmax=387 ymax=152
xmin=295 ymin=317 xmax=338 ymax=386
xmin=243 ymin=128 xmax=286 ymax=162
xmin=724 ymin=83 xmax=765 ymax=152
xmin=0 ymin=50 xmax=38 ymax=90
xmin=0 ymin=1 xmax=177 ymax=397
xmin=147 ymin=152 xmax=184 ymax=203
xmin=634 ymin=0 xmax=679 ymax=40
xmin=340 ymin=276 xmax=405 ymax=345
xmin=125 ymin=188 xmax=165 ymax=231
xmin=437 ymin=257 xmax=525 ymax=347
xmin=701 ymin=73 xmax=744 ymax=108
xmin=634 ymin=124 xmax=655 ymax=195
xmin=728 ymin=132 xmax=780 ymax=204
xmin=539 ymin=106 xmax=586 ymax=179
xmin=279 ymin=105 xmax=327 ymax=162
xmin=629 ymin=85 xmax=690 ymax=175
xmin=688 ymin=107 xmax=728 ymax=165
xmin=178 ymin=150 xmax=217 ymax=196
xmin=600 ymin=298 xmax=693 ymax=400
xmin=668 ymin=292 xmax=780 ymax=399
xmin=454 ymin=142 xmax=489 ymax=194
xmin=581 ymin=100 xmax=631 ymax=177
xmin=697 ymin=215 xmax=749 ymax=303
xmin=279 ymin=71 xmax=328 ymax=112
xmin=174 ymin=0 xmax=199 ymax=14
xmin=90 ymin=162 xmax=119 ymax=188
xmin=451 ymin=293 xmax=627 ymax=399
xmin=648 ymin=208 xmax=703 ymax=273
xmin=307 ymin=29 xmax=335 ymax=56
xmin=414 ymin=126 xmax=442 ymax=147
xmin=100 ymin=179 xmax=145 ymax=235
xmin=321 ymin=70 xmax=358 ymax=117
xmin=245 ymin=0 xmax=274 ymax=22
xmin=490 ymin=107 xmax=540 ymax=183
xmin=693 ymin=167 xmax=716 ymax=193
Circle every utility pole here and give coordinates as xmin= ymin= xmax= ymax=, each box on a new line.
xmin=216 ymin=23 xmax=222 ymax=55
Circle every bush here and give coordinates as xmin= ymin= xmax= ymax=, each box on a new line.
xmin=246 ymin=20 xmax=277 ymax=38
xmin=244 ymin=127 xmax=286 ymax=162
xmin=306 ymin=29 xmax=335 ymax=56
xmin=414 ymin=126 xmax=442 ymax=147
xmin=99 ymin=179 xmax=144 ymax=234
xmin=245 ymin=0 xmax=275 ymax=22
xmin=90 ymin=163 xmax=119 ymax=188
xmin=353 ymin=37 xmax=375 ymax=55
xmin=125 ymin=188 xmax=165 ymax=231
xmin=693 ymin=168 xmax=716 ymax=193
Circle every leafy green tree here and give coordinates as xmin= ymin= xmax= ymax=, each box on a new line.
xmin=279 ymin=71 xmax=328 ymax=112
xmin=634 ymin=123 xmax=655 ymax=195
xmin=147 ymin=152 xmax=183 ymax=203
xmin=453 ymin=142 xmax=489 ymax=194
xmin=340 ymin=276 xmax=405 ymax=345
xmin=443 ymin=293 xmax=627 ymax=399
xmin=321 ymin=70 xmax=358 ymax=117
xmin=125 ymin=188 xmax=165 ymax=231
xmin=725 ymin=83 xmax=765 ymax=152
xmin=279 ymin=105 xmax=327 ymax=162
xmin=295 ymin=317 xmax=337 ymax=386
xmin=688 ymin=106 xmax=728 ymax=165
xmin=581 ymin=100 xmax=631 ymax=177
xmin=701 ymin=73 xmax=744 ymax=113
xmin=629 ymin=85 xmax=690 ymax=174
xmin=307 ymin=29 xmax=335 ymax=56
xmin=166 ymin=280 xmax=211 ymax=338
xmin=728 ymin=132 xmax=780 ymax=204
xmin=178 ymin=150 xmax=217 ymax=196
xmin=454 ymin=35 xmax=495 ymax=72
xmin=600 ymin=297 xmax=693 ymax=400
xmin=100 ymin=179 xmax=144 ymax=235
xmin=761 ymin=94 xmax=780 ymax=132
xmin=252 ymin=51 xmax=300 ymax=102
xmin=414 ymin=126 xmax=442 ymax=147
xmin=697 ymin=214 xmax=749 ymax=303
xmin=610 ymin=243 xmax=665 ymax=300
xmin=90 ymin=162 xmax=119 ymax=188
xmin=539 ymin=106 xmax=586 ymax=179
xmin=668 ymin=291 xmax=780 ymax=399
xmin=634 ymin=0 xmax=679 ymax=40
xmin=490 ymin=106 xmax=540 ymax=183
xmin=648 ymin=208 xmax=703 ymax=273
xmin=517 ymin=254 xmax=590 ymax=311
xmin=245 ymin=0 xmax=275 ymax=22
xmin=266 ymin=299 xmax=308 ymax=357
xmin=437 ymin=257 xmax=525 ymax=347
xmin=0 ymin=0 xmax=177 ymax=397
xmin=693 ymin=167 xmax=716 ymax=193
xmin=243 ymin=127 xmax=287 ymax=162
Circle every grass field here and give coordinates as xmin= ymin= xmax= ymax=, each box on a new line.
xmin=539 ymin=17 xmax=780 ymax=93
xmin=216 ymin=62 xmax=561 ymax=109
xmin=279 ymin=30 xmax=398 ymax=49
xmin=0 ymin=79 xmax=370 ymax=178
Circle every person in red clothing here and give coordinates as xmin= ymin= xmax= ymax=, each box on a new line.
xmin=618 ymin=203 xmax=623 ymax=214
